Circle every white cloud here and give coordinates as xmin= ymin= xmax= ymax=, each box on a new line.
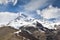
xmin=37 ymin=5 xmax=60 ymax=19
xmin=0 ymin=0 xmax=17 ymax=6
xmin=0 ymin=0 xmax=8 ymax=4
xmin=0 ymin=12 xmax=18 ymax=25
xmin=36 ymin=10 xmax=41 ymax=15
xmin=13 ymin=0 xmax=17 ymax=6
xmin=41 ymin=5 xmax=60 ymax=19
xmin=24 ymin=0 xmax=48 ymax=11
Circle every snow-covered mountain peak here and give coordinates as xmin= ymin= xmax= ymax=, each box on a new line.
xmin=14 ymin=13 xmax=27 ymax=21
xmin=7 ymin=13 xmax=36 ymax=29
xmin=0 ymin=12 xmax=58 ymax=30
xmin=7 ymin=14 xmax=57 ymax=30
xmin=14 ymin=13 xmax=35 ymax=22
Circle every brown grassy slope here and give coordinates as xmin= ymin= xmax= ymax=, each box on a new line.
xmin=32 ymin=30 xmax=46 ymax=40
xmin=0 ymin=26 xmax=22 ymax=40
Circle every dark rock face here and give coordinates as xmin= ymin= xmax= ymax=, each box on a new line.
xmin=19 ymin=29 xmax=39 ymax=40
xmin=20 ymin=26 xmax=38 ymax=33
xmin=36 ymin=21 xmax=44 ymax=28
xmin=18 ymin=28 xmax=46 ymax=40
xmin=18 ymin=22 xmax=47 ymax=40
xmin=54 ymin=25 xmax=60 ymax=40
xmin=18 ymin=22 xmax=60 ymax=40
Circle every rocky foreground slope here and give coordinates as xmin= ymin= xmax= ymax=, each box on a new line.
xmin=0 ymin=22 xmax=60 ymax=40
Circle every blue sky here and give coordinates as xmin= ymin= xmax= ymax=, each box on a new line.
xmin=52 ymin=0 xmax=60 ymax=8
xmin=0 ymin=0 xmax=58 ymax=12
xmin=0 ymin=0 xmax=60 ymax=23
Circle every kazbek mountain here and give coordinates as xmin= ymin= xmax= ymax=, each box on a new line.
xmin=6 ymin=13 xmax=57 ymax=30
xmin=7 ymin=13 xmax=36 ymax=29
